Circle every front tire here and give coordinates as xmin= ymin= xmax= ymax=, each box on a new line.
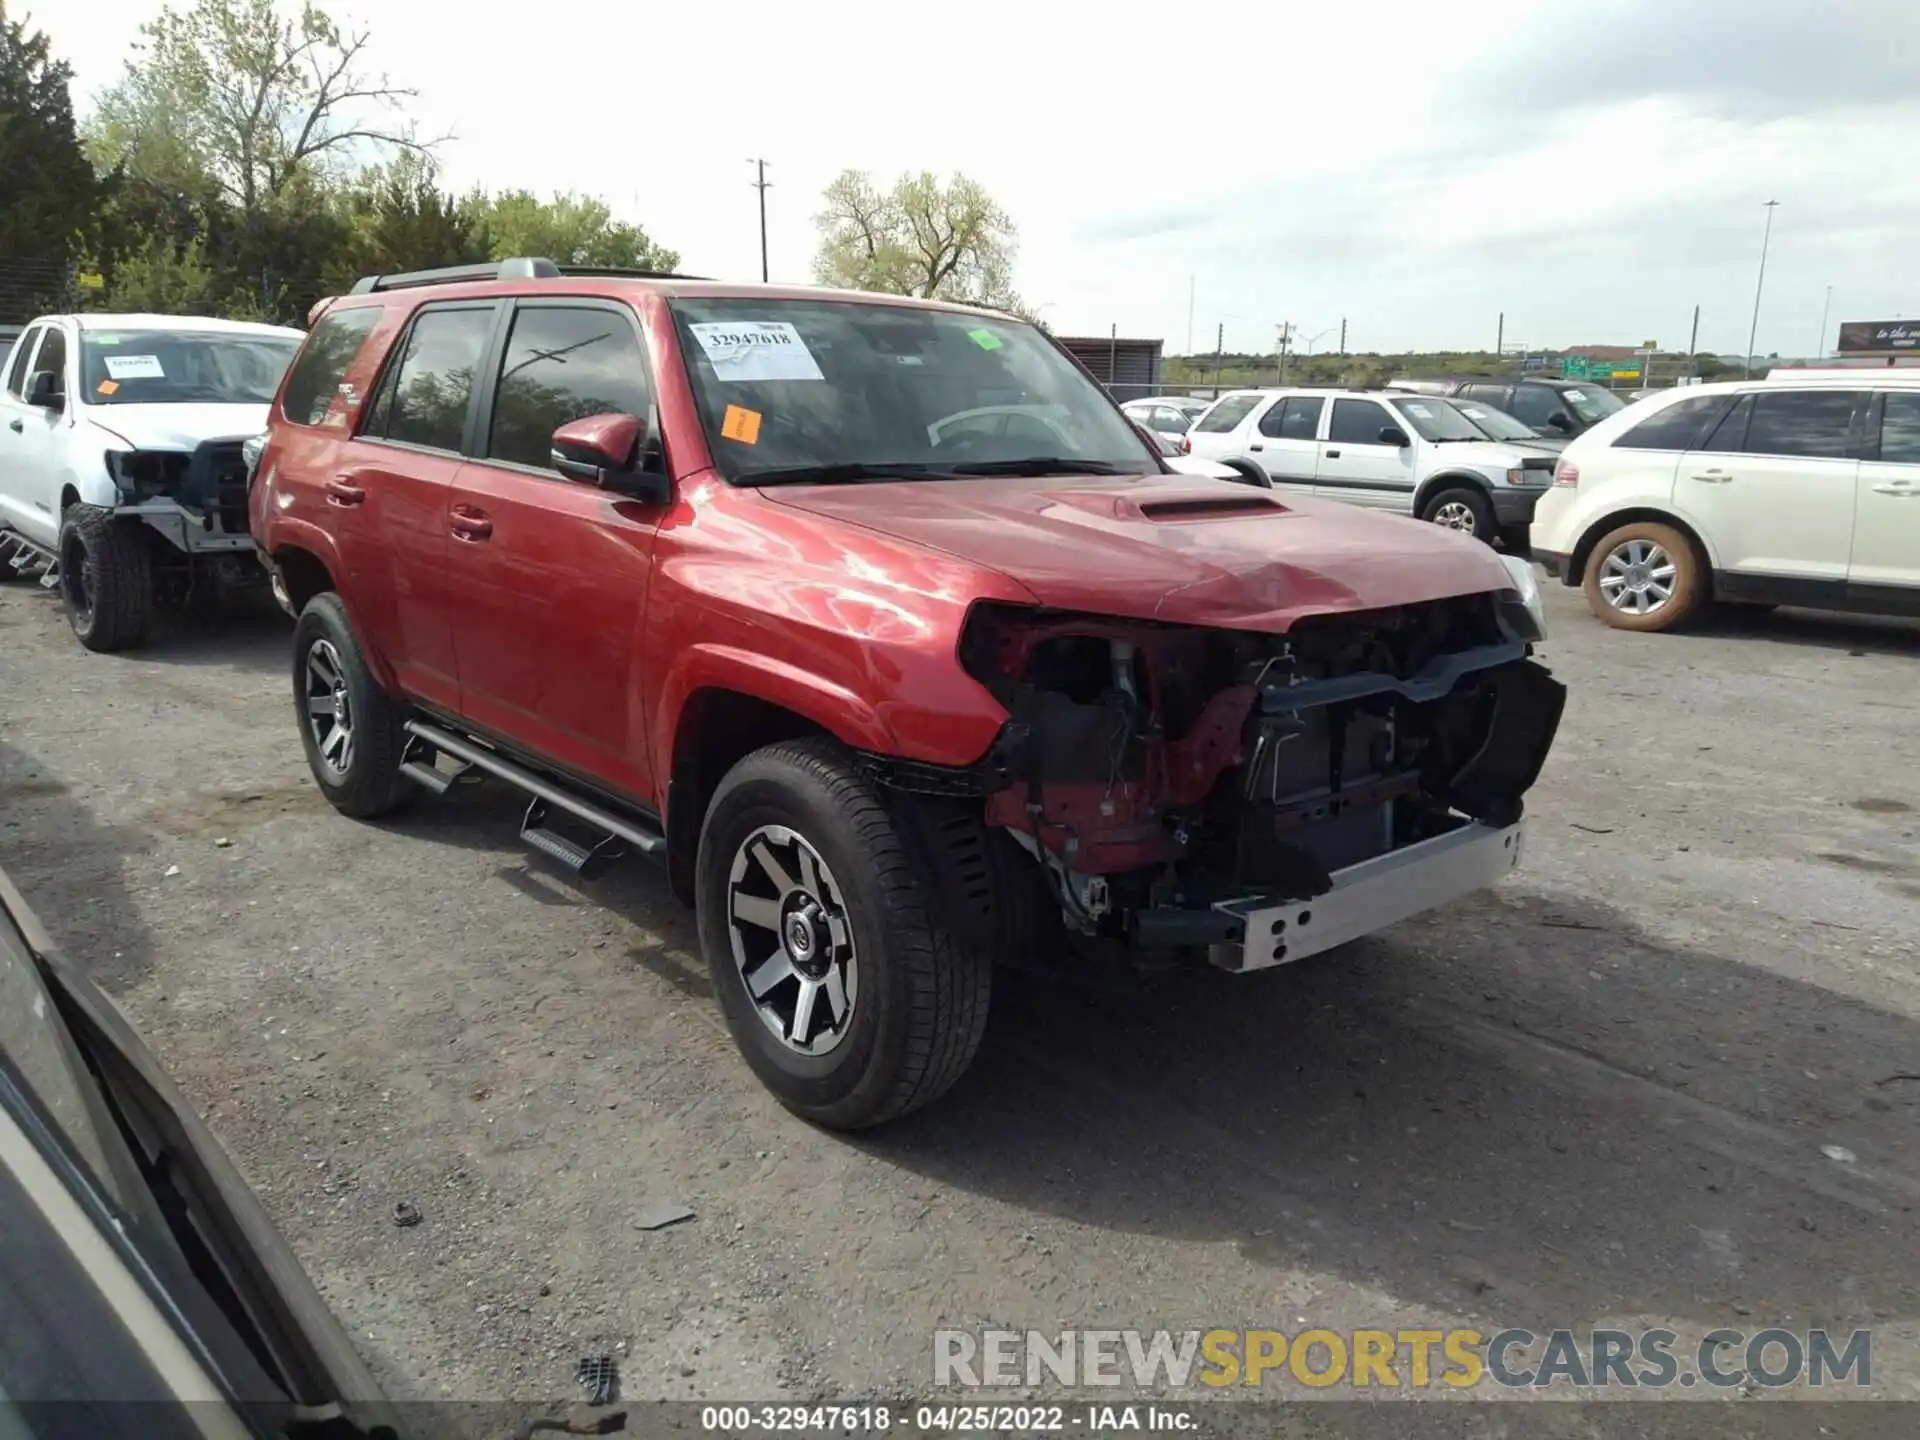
xmin=1582 ymin=521 xmax=1705 ymax=632
xmin=1420 ymin=486 xmax=1496 ymax=543
xmin=59 ymin=506 xmax=153 ymax=652
xmin=291 ymin=592 xmax=406 ymax=817
xmin=695 ymin=738 xmax=992 ymax=1129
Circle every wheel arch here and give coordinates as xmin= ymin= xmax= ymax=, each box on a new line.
xmin=1223 ymin=458 xmax=1271 ymax=488
xmin=1569 ymin=508 xmax=1716 ymax=594
xmin=661 ymin=684 xmax=836 ymax=906
xmin=273 ymin=544 xmax=338 ymax=612
xmin=1413 ymin=469 xmax=1497 ymax=516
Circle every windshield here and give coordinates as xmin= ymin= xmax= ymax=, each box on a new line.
xmin=1449 ymin=398 xmax=1541 ymax=442
xmin=1561 ymin=385 xmax=1625 ymax=423
xmin=668 ymin=297 xmax=1159 ymax=483
xmin=1390 ymin=395 xmax=1485 ymax=442
xmin=80 ymin=330 xmax=300 ymax=406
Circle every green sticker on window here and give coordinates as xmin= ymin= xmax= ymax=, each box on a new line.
xmin=968 ymin=328 xmax=1003 ymax=351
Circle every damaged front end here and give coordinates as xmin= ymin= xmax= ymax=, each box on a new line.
xmin=891 ymin=589 xmax=1565 ymax=971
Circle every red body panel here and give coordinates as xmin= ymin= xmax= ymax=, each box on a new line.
xmin=253 ymin=276 xmax=1517 ymax=824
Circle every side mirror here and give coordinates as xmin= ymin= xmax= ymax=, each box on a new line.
xmin=550 ymin=412 xmax=669 ymax=504
xmin=1378 ymin=425 xmax=1411 ymax=447
xmin=26 ymin=370 xmax=63 ymax=410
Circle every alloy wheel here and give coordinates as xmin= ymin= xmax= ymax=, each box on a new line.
xmin=1597 ymin=538 xmax=1677 ymax=616
xmin=1432 ymin=500 xmax=1479 ymax=532
xmin=304 ymin=639 xmax=355 ymax=778
xmin=726 ymin=824 xmax=859 ymax=1056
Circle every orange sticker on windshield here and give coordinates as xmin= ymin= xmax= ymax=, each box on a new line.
xmin=721 ymin=404 xmax=763 ymax=445
xmin=96 ymin=379 xmax=119 ymax=396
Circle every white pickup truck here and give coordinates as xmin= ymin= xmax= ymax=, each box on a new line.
xmin=0 ymin=312 xmax=303 ymax=651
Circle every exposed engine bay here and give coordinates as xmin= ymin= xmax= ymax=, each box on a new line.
xmin=919 ymin=589 xmax=1565 ymax=956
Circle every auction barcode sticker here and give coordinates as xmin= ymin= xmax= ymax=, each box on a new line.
xmin=103 ymin=354 xmax=166 ymax=379
xmin=688 ymin=321 xmax=825 ymax=382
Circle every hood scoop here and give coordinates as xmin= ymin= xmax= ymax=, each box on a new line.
xmin=1134 ymin=493 xmax=1286 ymax=521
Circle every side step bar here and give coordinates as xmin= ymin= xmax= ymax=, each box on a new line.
xmin=400 ymin=720 xmax=666 ymax=877
xmin=0 ymin=530 xmax=58 ymax=588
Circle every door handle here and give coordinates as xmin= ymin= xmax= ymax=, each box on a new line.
xmin=1689 ymin=471 xmax=1732 ymax=484
xmin=1871 ymin=482 xmax=1919 ymax=496
xmin=325 ymin=476 xmax=367 ymax=506
xmin=1249 ymin=443 xmax=1264 ymax=451
xmin=7 ymin=419 xmax=20 ymax=433
xmin=1324 ymin=448 xmax=1341 ymax=459
xmin=449 ymin=507 xmax=493 ymax=541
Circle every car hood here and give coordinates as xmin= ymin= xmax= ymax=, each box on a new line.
xmin=761 ymin=473 xmax=1514 ymax=631
xmin=84 ymin=402 xmax=270 ymax=451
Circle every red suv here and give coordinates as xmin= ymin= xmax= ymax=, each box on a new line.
xmin=251 ymin=258 xmax=1565 ymax=1128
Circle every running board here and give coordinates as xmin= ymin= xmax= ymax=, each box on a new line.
xmin=0 ymin=531 xmax=57 ymax=588
xmin=400 ymin=720 xmax=667 ymax=870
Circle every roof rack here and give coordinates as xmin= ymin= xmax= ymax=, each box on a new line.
xmin=348 ymin=256 xmax=711 ymax=295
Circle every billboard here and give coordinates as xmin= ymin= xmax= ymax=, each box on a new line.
xmin=1837 ymin=320 xmax=1919 ymax=353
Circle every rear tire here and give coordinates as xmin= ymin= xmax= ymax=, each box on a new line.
xmin=695 ymin=738 xmax=992 ymax=1129
xmin=59 ymin=506 xmax=153 ymax=652
xmin=1420 ymin=486 xmax=1496 ymax=543
xmin=292 ymin=592 xmax=407 ymax=818
xmin=1581 ymin=521 xmax=1705 ymax=633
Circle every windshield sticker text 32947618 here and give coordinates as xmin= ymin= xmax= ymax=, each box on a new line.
xmin=688 ymin=322 xmax=825 ymax=383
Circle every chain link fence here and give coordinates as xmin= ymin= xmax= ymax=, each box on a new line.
xmin=0 ymin=259 xmax=81 ymax=326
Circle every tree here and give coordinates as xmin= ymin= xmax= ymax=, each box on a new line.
xmin=473 ymin=189 xmax=678 ymax=271
xmin=0 ymin=2 xmax=101 ymax=315
xmin=326 ymin=153 xmax=489 ymax=290
xmin=90 ymin=0 xmax=431 ymax=216
xmin=813 ymin=168 xmax=1019 ymax=309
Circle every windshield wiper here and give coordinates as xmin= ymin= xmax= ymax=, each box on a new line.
xmin=735 ymin=462 xmax=947 ymax=486
xmin=943 ymin=457 xmax=1136 ymax=476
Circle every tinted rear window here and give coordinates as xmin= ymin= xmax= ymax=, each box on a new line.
xmin=1613 ymin=393 xmax=1732 ymax=451
xmin=281 ymin=307 xmax=380 ymax=426
xmin=1193 ymin=394 xmax=1261 ymax=433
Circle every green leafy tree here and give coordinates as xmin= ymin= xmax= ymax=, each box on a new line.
xmin=472 ymin=189 xmax=678 ymax=270
xmin=0 ymin=2 xmax=101 ymax=316
xmin=96 ymin=235 xmax=222 ymax=313
xmin=326 ymin=153 xmax=489 ymax=290
xmin=813 ymin=168 xmax=1019 ymax=309
xmin=89 ymin=0 xmax=430 ymax=216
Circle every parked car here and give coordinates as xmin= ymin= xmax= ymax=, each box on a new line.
xmin=1450 ymin=396 xmax=1568 ymax=455
xmin=1131 ymin=416 xmax=1242 ymax=477
xmin=0 ymin=312 xmax=304 ymax=651
xmin=1388 ymin=374 xmax=1626 ymax=440
xmin=0 ymin=864 xmax=411 ymax=1437
xmin=1120 ymin=394 xmax=1211 ymax=445
xmin=252 ymin=257 xmax=1563 ymax=1130
xmin=1184 ymin=387 xmax=1559 ymax=544
xmin=1530 ymin=369 xmax=1920 ymax=631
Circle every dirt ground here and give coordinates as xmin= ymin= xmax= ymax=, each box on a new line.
xmin=1 ymin=575 xmax=1916 ymax=1434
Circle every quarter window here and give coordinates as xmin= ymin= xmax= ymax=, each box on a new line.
xmin=364 ymin=306 xmax=496 ymax=453
xmin=1193 ymin=394 xmax=1261 ymax=433
xmin=282 ymin=306 xmax=380 ymax=427
xmin=1740 ymin=390 xmax=1863 ymax=460
xmin=4 ymin=326 xmax=40 ymax=396
xmin=1613 ymin=393 xmax=1733 ymax=451
xmin=486 ymin=305 xmax=652 ymax=471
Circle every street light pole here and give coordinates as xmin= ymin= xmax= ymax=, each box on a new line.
xmin=1816 ymin=284 xmax=1833 ymax=361
xmin=748 ymin=159 xmax=771 ymax=282
xmin=1744 ymin=200 xmax=1779 ymax=378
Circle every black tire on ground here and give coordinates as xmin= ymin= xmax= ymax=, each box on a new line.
xmin=1581 ymin=520 xmax=1706 ymax=633
xmin=1419 ymin=485 xmax=1497 ymax=543
xmin=291 ymin=592 xmax=407 ymax=818
xmin=58 ymin=505 xmax=153 ymax=652
xmin=1226 ymin=460 xmax=1272 ymax=488
xmin=695 ymin=737 xmax=993 ymax=1129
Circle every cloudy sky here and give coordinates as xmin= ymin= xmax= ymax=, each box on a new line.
xmin=33 ymin=0 xmax=1920 ymax=356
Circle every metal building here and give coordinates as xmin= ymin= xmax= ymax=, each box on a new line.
xmin=1055 ymin=335 xmax=1165 ymax=403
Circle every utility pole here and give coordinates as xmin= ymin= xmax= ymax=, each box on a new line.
xmin=1496 ymin=311 xmax=1504 ymax=357
xmin=1186 ymin=276 xmax=1195 ymax=355
xmin=747 ymin=158 xmax=771 ymax=282
xmin=1687 ymin=304 xmax=1700 ymax=377
xmin=1277 ymin=323 xmax=1294 ymax=384
xmin=1816 ymin=284 xmax=1833 ymax=360
xmin=1338 ymin=317 xmax=1347 ymax=356
xmin=1211 ymin=322 xmax=1224 ymax=396
xmin=1108 ymin=322 xmax=1118 ymax=392
xmin=1744 ymin=199 xmax=1779 ymax=377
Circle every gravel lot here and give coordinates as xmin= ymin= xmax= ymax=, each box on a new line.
xmin=1 ymin=574 xmax=1916 ymax=1433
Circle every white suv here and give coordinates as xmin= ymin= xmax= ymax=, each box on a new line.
xmin=1529 ymin=371 xmax=1920 ymax=631
xmin=0 ymin=312 xmax=303 ymax=650
xmin=1184 ymin=387 xmax=1559 ymax=544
